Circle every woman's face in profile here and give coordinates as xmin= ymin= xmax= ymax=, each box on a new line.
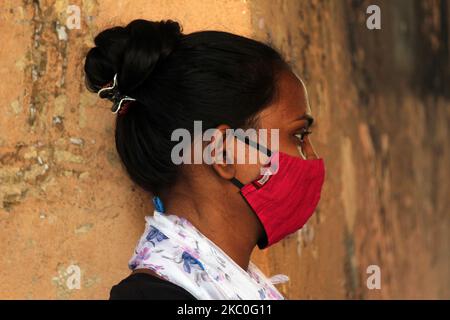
xmin=231 ymin=69 xmax=319 ymax=184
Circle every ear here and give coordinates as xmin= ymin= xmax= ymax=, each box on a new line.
xmin=210 ymin=124 xmax=237 ymax=180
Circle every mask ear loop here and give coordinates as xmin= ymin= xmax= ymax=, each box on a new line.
xmin=230 ymin=177 xmax=245 ymax=189
xmin=234 ymin=133 xmax=272 ymax=158
xmin=229 ymin=132 xmax=273 ymax=189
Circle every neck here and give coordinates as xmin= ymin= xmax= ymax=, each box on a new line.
xmin=161 ymin=188 xmax=261 ymax=271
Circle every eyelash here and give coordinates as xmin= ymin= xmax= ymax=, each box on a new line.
xmin=294 ymin=127 xmax=312 ymax=143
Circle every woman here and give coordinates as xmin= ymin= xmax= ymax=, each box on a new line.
xmin=84 ymin=19 xmax=325 ymax=300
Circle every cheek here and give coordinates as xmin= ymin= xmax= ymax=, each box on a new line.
xmin=279 ymin=134 xmax=303 ymax=158
xmin=237 ymin=162 xmax=264 ymax=184
xmin=232 ymin=138 xmax=272 ymax=184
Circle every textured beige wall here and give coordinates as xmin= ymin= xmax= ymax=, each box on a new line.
xmin=0 ymin=0 xmax=448 ymax=299
xmin=249 ymin=0 xmax=449 ymax=299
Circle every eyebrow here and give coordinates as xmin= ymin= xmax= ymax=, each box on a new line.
xmin=295 ymin=113 xmax=314 ymax=127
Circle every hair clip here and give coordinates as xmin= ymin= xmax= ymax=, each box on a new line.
xmin=111 ymin=96 xmax=136 ymax=115
xmin=97 ymin=73 xmax=136 ymax=115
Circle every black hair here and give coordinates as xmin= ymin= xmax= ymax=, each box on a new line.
xmin=84 ymin=19 xmax=289 ymax=194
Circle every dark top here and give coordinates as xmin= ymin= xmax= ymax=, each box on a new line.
xmin=109 ymin=273 xmax=197 ymax=300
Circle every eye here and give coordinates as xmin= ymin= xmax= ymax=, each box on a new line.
xmin=294 ymin=128 xmax=312 ymax=144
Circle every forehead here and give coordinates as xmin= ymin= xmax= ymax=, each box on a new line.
xmin=280 ymin=70 xmax=310 ymax=111
xmin=258 ymin=69 xmax=310 ymax=126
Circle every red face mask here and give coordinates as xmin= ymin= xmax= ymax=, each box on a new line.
xmin=230 ymin=135 xmax=325 ymax=249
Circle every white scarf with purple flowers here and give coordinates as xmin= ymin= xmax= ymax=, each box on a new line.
xmin=128 ymin=209 xmax=289 ymax=300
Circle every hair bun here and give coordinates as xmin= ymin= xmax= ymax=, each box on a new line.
xmin=84 ymin=19 xmax=183 ymax=96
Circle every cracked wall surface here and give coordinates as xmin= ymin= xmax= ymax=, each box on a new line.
xmin=0 ymin=0 xmax=448 ymax=299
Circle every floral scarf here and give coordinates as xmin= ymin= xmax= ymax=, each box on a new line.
xmin=128 ymin=204 xmax=289 ymax=300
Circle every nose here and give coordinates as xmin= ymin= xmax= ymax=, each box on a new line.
xmin=299 ymin=135 xmax=319 ymax=160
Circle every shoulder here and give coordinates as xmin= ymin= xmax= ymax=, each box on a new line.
xmin=109 ymin=272 xmax=197 ymax=300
